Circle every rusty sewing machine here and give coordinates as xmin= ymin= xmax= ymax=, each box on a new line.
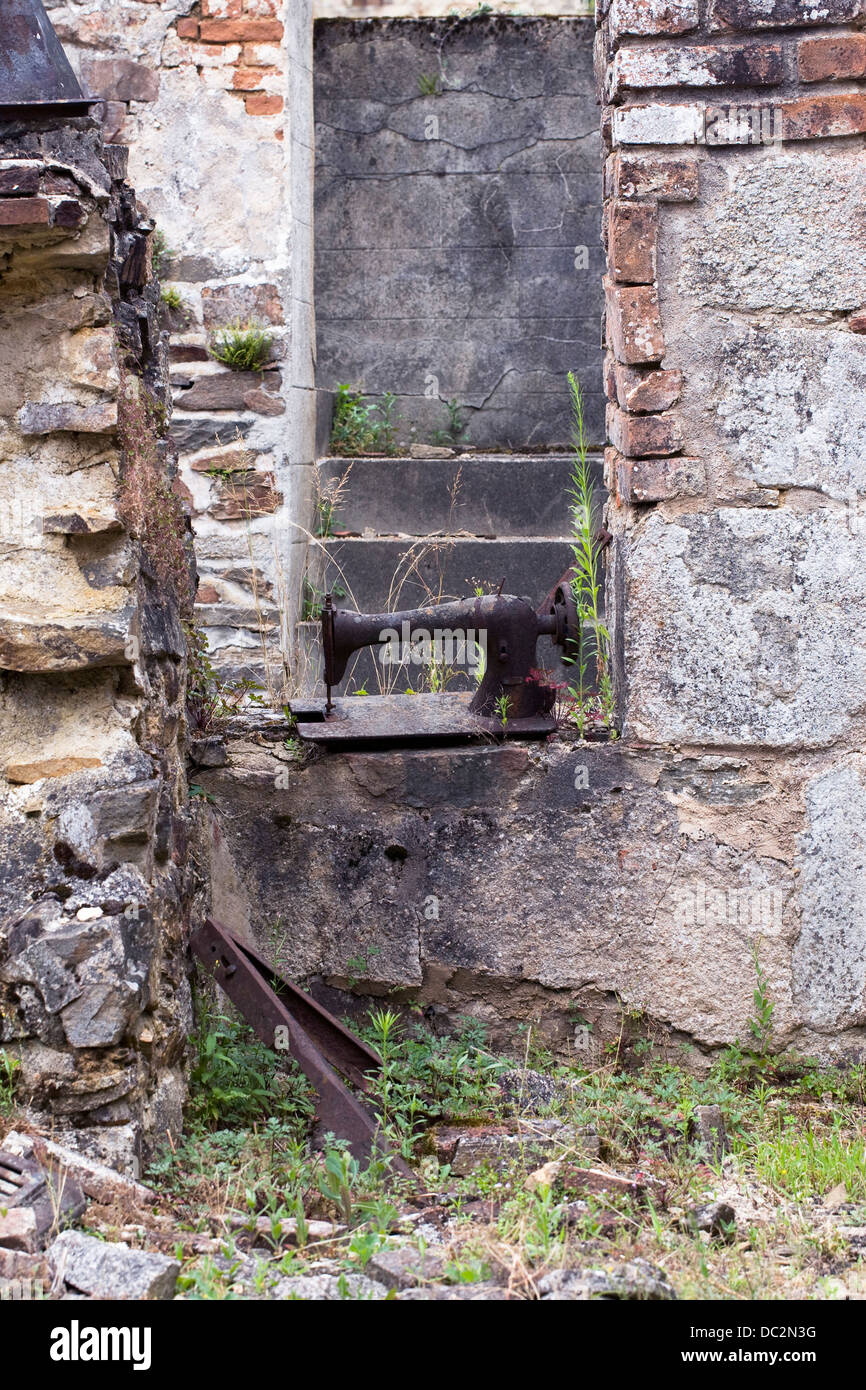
xmin=289 ymin=571 xmax=581 ymax=744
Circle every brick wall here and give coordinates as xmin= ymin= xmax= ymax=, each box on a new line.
xmin=597 ymin=0 xmax=866 ymax=1049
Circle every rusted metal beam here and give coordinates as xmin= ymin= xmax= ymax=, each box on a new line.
xmin=190 ymin=919 xmax=413 ymax=1178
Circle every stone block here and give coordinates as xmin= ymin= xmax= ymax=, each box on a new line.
xmin=674 ymin=152 xmax=866 ymax=314
xmin=17 ymin=401 xmax=117 ymax=435
xmin=624 ymin=509 xmax=866 ymax=747
xmin=48 ymin=1232 xmax=179 ymax=1300
xmin=615 ymin=453 xmax=705 ymax=503
xmin=201 ymin=282 xmax=284 ymax=327
xmin=0 ymin=197 xmax=50 ymax=227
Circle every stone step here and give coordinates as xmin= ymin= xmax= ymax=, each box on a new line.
xmin=316 ymin=453 xmax=603 ymax=539
xmin=313 ymin=535 xmax=575 ymax=615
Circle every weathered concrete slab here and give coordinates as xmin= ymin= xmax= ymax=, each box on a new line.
xmin=314 ymin=17 xmax=604 ymax=450
xmin=197 ymin=734 xmax=866 ymax=1063
xmin=315 ymin=453 xmax=601 ymax=538
xmin=315 ymin=536 xmax=574 ymax=614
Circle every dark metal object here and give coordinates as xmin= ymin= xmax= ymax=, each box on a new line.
xmin=316 ymin=570 xmax=580 ymax=738
xmin=190 ymin=919 xmax=412 ymax=1177
xmin=0 ymin=0 xmax=96 ymax=120
xmin=0 ymin=1148 xmax=86 ymax=1236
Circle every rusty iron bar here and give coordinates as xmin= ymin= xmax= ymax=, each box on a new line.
xmin=0 ymin=0 xmax=95 ymax=119
xmin=190 ymin=919 xmax=413 ymax=1179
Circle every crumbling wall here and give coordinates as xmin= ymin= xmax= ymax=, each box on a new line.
xmin=49 ymin=0 xmax=317 ymax=691
xmin=597 ymin=0 xmax=866 ymax=1047
xmin=0 ymin=115 xmax=195 ymax=1174
xmin=198 ymin=1 xmax=866 ymax=1066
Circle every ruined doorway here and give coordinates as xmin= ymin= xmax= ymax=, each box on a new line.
xmin=309 ymin=14 xmax=605 ymax=683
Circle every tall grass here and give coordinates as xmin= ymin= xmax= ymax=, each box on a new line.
xmin=567 ymin=371 xmax=613 ymax=732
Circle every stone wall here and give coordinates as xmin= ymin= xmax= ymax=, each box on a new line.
xmin=0 ymin=114 xmax=196 ymax=1173
xmin=48 ymin=0 xmax=317 ymax=693
xmin=314 ymin=16 xmax=606 ymax=449
xmin=195 ymin=1 xmax=866 ymax=1066
xmin=596 ymin=0 xmax=866 ymax=1046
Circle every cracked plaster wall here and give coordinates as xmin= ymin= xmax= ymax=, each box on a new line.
xmin=314 ymin=16 xmax=606 ymax=449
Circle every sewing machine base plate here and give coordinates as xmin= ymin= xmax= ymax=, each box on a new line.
xmin=290 ymin=693 xmax=555 ymax=744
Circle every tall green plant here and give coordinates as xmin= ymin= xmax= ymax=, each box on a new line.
xmin=567 ymin=371 xmax=613 ymax=733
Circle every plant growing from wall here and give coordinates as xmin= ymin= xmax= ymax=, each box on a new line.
xmin=329 ymin=384 xmax=399 ymax=457
xmin=566 ymin=370 xmax=613 ymax=735
xmin=151 ymin=227 xmax=174 ymax=280
xmin=432 ymin=397 xmax=469 ymax=449
xmin=209 ymin=320 xmax=273 ymax=373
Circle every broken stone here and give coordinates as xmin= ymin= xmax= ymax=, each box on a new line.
xmin=0 ymin=1209 xmax=38 ymax=1253
xmin=433 ymin=1121 xmax=599 ymax=1176
xmin=398 ymin=1282 xmax=512 ymax=1300
xmin=243 ymin=388 xmax=285 ymax=416
xmin=368 ymin=1244 xmax=447 ymax=1290
xmin=4 ymin=757 xmax=102 ymax=784
xmin=41 ymin=510 xmax=122 ymax=535
xmin=537 ymin=1259 xmax=676 ymax=1301
xmin=408 ymin=443 xmax=456 ymax=459
xmin=17 ymin=401 xmax=118 ymax=435
xmin=48 ymin=1231 xmax=179 ymax=1300
xmin=824 ymin=1182 xmax=849 ymax=1211
xmin=189 ymin=735 xmax=227 ymax=768
xmin=525 ymin=1160 xmax=563 ymax=1192
xmin=497 ymin=1068 xmax=577 ymax=1115
xmin=270 ymin=1271 xmax=388 ymax=1300
xmin=684 ymin=1200 xmax=736 ymax=1237
xmin=691 ymin=1105 xmax=729 ymax=1162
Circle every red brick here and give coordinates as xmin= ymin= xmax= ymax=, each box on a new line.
xmin=850 ymin=310 xmax=866 ymax=334
xmin=609 ymin=41 xmax=783 ymax=98
xmin=607 ymin=199 xmax=657 ymax=285
xmin=615 ymin=364 xmax=683 ymax=414
xmin=0 ymin=197 xmax=50 ymax=227
xmin=199 ymin=18 xmax=283 ymax=42
xmin=798 ymin=34 xmax=866 ymax=83
xmin=244 ymin=92 xmax=283 ymax=115
xmin=608 ymin=404 xmax=683 ymax=458
xmin=613 ymin=452 xmax=706 ymax=505
xmin=244 ymin=0 xmax=280 ymax=12
xmin=604 ymin=276 xmax=665 ymax=366
xmin=0 ymin=167 xmax=40 ymax=196
xmin=232 ymin=65 xmax=278 ymax=90
xmin=780 ymin=92 xmax=866 ymax=141
xmin=176 ymin=18 xmax=200 ymax=39
xmin=709 ymin=0 xmax=863 ymax=30
xmin=608 ymin=152 xmax=699 ymax=203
